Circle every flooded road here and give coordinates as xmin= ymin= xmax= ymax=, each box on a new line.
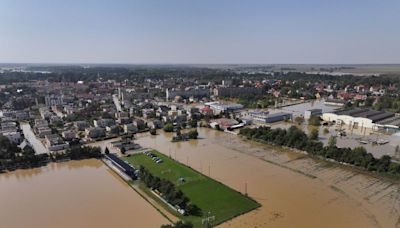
xmin=134 ymin=128 xmax=400 ymax=228
xmin=20 ymin=122 xmax=48 ymax=154
xmin=0 ymin=159 xmax=169 ymax=228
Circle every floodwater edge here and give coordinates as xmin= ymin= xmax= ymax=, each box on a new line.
xmin=101 ymin=159 xmax=177 ymax=225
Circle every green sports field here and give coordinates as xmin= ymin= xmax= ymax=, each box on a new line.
xmin=123 ymin=150 xmax=260 ymax=227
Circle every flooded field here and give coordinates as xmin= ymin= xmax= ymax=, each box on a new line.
xmin=133 ymin=128 xmax=400 ymax=228
xmin=0 ymin=159 xmax=169 ymax=228
xmin=269 ymin=122 xmax=400 ymax=158
xmin=270 ymin=99 xmax=400 ymax=158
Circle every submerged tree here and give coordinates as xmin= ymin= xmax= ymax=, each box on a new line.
xmin=328 ymin=136 xmax=337 ymax=148
xmin=308 ymin=116 xmax=321 ymax=126
xmin=188 ymin=130 xmax=199 ymax=139
xmin=164 ymin=123 xmax=174 ymax=132
xmin=309 ymin=128 xmax=319 ymax=140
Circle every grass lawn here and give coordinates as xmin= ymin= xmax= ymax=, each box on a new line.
xmin=123 ymin=150 xmax=260 ymax=227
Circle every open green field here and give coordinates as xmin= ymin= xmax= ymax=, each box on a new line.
xmin=123 ymin=150 xmax=260 ymax=227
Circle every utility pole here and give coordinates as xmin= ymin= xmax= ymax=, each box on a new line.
xmin=245 ymin=182 xmax=248 ymax=196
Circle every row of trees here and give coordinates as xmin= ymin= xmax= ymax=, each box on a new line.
xmin=139 ymin=166 xmax=201 ymax=216
xmin=52 ymin=146 xmax=102 ymax=161
xmin=164 ymin=120 xmax=198 ymax=133
xmin=239 ymin=126 xmax=400 ymax=175
xmin=0 ymin=134 xmax=102 ymax=172
xmin=372 ymin=95 xmax=400 ymax=112
xmin=172 ymin=129 xmax=199 ymax=142
xmin=164 ymin=122 xmax=199 ymax=142
xmin=161 ymin=221 xmax=193 ymax=228
xmin=0 ymin=135 xmax=50 ymax=171
xmin=236 ymin=94 xmax=276 ymax=109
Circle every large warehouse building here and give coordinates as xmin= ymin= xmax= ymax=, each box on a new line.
xmin=249 ymin=111 xmax=293 ymax=123
xmin=322 ymin=109 xmax=400 ymax=130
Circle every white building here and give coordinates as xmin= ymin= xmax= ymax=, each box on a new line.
xmin=322 ymin=109 xmax=395 ymax=130
xmin=209 ymin=103 xmax=244 ymax=115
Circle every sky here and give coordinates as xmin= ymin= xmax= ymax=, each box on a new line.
xmin=0 ymin=0 xmax=400 ymax=64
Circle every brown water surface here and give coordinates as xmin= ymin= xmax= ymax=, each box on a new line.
xmin=0 ymin=159 xmax=169 ymax=228
xmin=134 ymin=128 xmax=399 ymax=228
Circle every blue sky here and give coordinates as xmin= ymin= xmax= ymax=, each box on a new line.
xmin=0 ymin=0 xmax=399 ymax=64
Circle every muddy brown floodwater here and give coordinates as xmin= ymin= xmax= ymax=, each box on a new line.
xmin=134 ymin=128 xmax=400 ymax=228
xmin=0 ymin=159 xmax=169 ymax=228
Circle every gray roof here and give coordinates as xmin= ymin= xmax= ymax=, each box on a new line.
xmin=335 ymin=109 xmax=368 ymax=116
xmin=266 ymin=112 xmax=292 ymax=118
xmin=352 ymin=110 xmax=383 ymax=118
xmin=377 ymin=116 xmax=400 ymax=126
xmin=334 ymin=109 xmax=394 ymax=123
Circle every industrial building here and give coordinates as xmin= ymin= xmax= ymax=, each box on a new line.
xmin=250 ymin=111 xmax=292 ymax=123
xmin=209 ymin=103 xmax=244 ymax=115
xmin=304 ymin=109 xmax=322 ymax=119
xmin=322 ymin=109 xmax=399 ymax=130
xmin=105 ymin=153 xmax=137 ymax=180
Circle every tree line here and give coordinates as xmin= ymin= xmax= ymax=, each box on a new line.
xmin=239 ymin=126 xmax=400 ymax=175
xmin=138 ymin=166 xmax=201 ymax=216
xmin=0 ymin=134 xmax=101 ymax=172
xmin=52 ymin=146 xmax=102 ymax=161
xmin=161 ymin=221 xmax=193 ymax=228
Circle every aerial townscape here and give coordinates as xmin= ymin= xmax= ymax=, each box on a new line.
xmin=1 ymin=1 xmax=400 ymax=228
